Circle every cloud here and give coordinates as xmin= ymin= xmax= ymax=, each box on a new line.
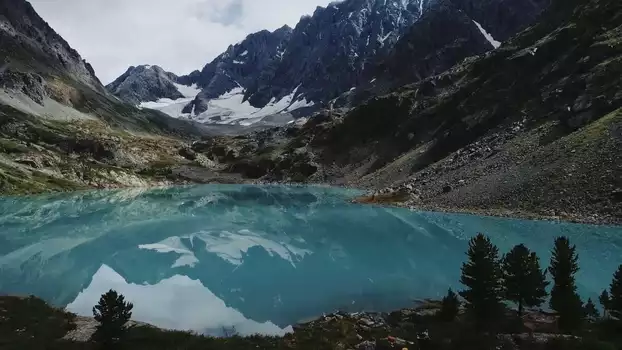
xmin=29 ymin=0 xmax=334 ymax=84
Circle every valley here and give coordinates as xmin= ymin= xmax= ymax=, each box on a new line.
xmin=0 ymin=0 xmax=619 ymax=227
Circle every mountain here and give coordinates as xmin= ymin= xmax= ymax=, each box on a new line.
xmin=242 ymin=0 xmax=425 ymax=109
xmin=106 ymin=65 xmax=185 ymax=105
xmin=190 ymin=0 xmax=622 ymax=224
xmin=0 ymin=0 xmax=226 ymax=195
xmin=181 ymin=25 xmax=293 ymax=116
xmin=113 ymin=0 xmax=550 ymax=126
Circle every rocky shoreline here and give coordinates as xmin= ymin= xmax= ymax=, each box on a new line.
xmin=2 ymin=295 xmax=566 ymax=350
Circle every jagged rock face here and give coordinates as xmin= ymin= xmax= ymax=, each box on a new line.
xmin=0 ymin=0 xmax=103 ymax=91
xmin=182 ymin=25 xmax=293 ymax=115
xmin=447 ymin=0 xmax=551 ymax=41
xmin=0 ymin=70 xmax=47 ymax=104
xmin=106 ymin=65 xmax=184 ymax=105
xmin=244 ymin=0 xmax=425 ymax=108
xmin=108 ymin=0 xmax=551 ymax=124
xmin=372 ymin=0 xmax=494 ymax=85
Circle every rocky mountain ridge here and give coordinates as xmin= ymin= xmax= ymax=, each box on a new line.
xmin=105 ymin=65 xmax=185 ymax=105
xmin=111 ymin=0 xmax=550 ymax=126
xmin=186 ymin=0 xmax=621 ymax=224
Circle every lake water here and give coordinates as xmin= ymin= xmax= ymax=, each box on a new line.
xmin=0 ymin=184 xmax=620 ymax=336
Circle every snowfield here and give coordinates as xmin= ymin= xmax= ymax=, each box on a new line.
xmin=139 ymin=83 xmax=314 ymax=126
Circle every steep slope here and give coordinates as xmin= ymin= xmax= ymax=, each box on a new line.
xmin=243 ymin=0 xmax=424 ymax=108
xmin=194 ymin=0 xmax=621 ymax=224
xmin=0 ymin=0 xmax=228 ymax=195
xmin=182 ymin=25 xmax=293 ymax=116
xmin=106 ymin=65 xmax=185 ymax=105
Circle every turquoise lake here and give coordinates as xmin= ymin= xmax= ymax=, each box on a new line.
xmin=0 ymin=184 xmax=620 ymax=335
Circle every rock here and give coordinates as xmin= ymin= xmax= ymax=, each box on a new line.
xmin=0 ymin=70 xmax=47 ymax=105
xmin=106 ymin=65 xmax=184 ymax=104
xmin=356 ymin=340 xmax=376 ymax=350
xmin=15 ymin=157 xmax=41 ymax=168
xmin=443 ymin=185 xmax=452 ymax=193
xmin=178 ymin=147 xmax=197 ymax=161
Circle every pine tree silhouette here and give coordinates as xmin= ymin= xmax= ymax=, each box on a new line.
xmin=92 ymin=289 xmax=134 ymax=347
xmin=460 ymin=233 xmax=504 ymax=330
xmin=502 ymin=244 xmax=549 ymax=317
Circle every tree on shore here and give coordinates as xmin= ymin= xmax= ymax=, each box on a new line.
xmin=460 ymin=233 xmax=504 ymax=330
xmin=439 ymin=288 xmax=460 ymax=322
xmin=549 ymin=237 xmax=584 ymax=332
xmin=599 ymin=290 xmax=611 ymax=319
xmin=608 ymin=265 xmax=622 ymax=319
xmin=92 ymin=289 xmax=134 ymax=347
xmin=584 ymin=298 xmax=599 ymax=321
xmin=502 ymin=244 xmax=549 ymax=317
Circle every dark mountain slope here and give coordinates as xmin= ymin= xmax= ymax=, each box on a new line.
xmin=195 ymin=0 xmax=621 ymax=223
xmin=181 ymin=26 xmax=293 ymax=115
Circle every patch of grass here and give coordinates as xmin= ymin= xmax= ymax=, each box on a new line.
xmin=0 ymin=163 xmax=84 ymax=195
xmin=0 ymin=296 xmax=76 ymax=350
xmin=566 ymin=108 xmax=621 ymax=147
xmin=0 ymin=138 xmax=31 ymax=154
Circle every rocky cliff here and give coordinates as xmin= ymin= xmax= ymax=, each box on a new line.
xmin=181 ymin=25 xmax=293 ymax=115
xmin=106 ymin=65 xmax=185 ymax=105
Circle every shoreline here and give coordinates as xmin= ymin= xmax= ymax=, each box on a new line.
xmin=0 ymin=179 xmax=619 ymax=226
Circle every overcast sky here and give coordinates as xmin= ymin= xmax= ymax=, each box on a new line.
xmin=29 ymin=0 xmax=334 ymax=84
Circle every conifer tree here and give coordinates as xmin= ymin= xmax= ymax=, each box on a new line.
xmin=600 ymin=290 xmax=611 ymax=319
xmin=609 ymin=264 xmax=622 ymax=319
xmin=502 ymin=244 xmax=549 ymax=317
xmin=584 ymin=298 xmax=599 ymax=321
xmin=439 ymin=288 xmax=460 ymax=322
xmin=92 ymin=289 xmax=134 ymax=347
xmin=460 ymin=233 xmax=504 ymax=329
xmin=548 ymin=237 xmax=584 ymax=332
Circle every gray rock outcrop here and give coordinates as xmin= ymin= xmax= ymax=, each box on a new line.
xmin=106 ymin=65 xmax=184 ymax=105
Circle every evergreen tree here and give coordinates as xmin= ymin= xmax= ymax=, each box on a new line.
xmin=584 ymin=298 xmax=599 ymax=321
xmin=459 ymin=233 xmax=504 ymax=329
xmin=502 ymin=244 xmax=549 ymax=317
xmin=548 ymin=236 xmax=584 ymax=332
xmin=600 ymin=290 xmax=611 ymax=319
xmin=439 ymin=288 xmax=460 ymax=322
xmin=609 ymin=264 xmax=622 ymax=319
xmin=92 ymin=289 xmax=134 ymax=347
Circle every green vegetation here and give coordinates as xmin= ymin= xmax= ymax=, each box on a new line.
xmin=92 ymin=289 xmax=134 ymax=347
xmin=608 ymin=265 xmax=622 ymax=319
xmin=439 ymin=288 xmax=460 ymax=322
xmin=549 ymin=237 xmax=584 ymax=332
xmin=459 ymin=233 xmax=504 ymax=330
xmin=503 ymin=244 xmax=549 ymax=317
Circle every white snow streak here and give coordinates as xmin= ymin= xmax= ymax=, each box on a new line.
xmin=472 ymin=20 xmax=501 ymax=49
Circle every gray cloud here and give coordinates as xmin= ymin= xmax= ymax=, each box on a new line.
xmin=28 ymin=0 xmax=334 ymax=84
xmin=208 ymin=0 xmax=244 ymax=26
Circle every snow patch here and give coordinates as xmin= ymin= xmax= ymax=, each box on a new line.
xmin=139 ymin=83 xmax=200 ymax=117
xmin=472 ymin=20 xmax=501 ymax=49
xmin=66 ymin=264 xmax=292 ymax=336
xmin=174 ymin=83 xmax=201 ymax=98
xmin=240 ymin=50 xmax=248 ymax=57
xmin=191 ymin=86 xmax=312 ymax=125
xmin=233 ymin=60 xmax=244 ymax=64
